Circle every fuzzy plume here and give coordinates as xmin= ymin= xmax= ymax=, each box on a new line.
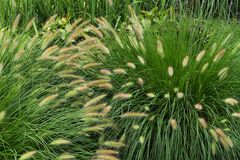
xmin=224 ymin=98 xmax=238 ymax=106
xmin=113 ymin=93 xmax=132 ymax=100
xmin=182 ymin=56 xmax=189 ymax=67
xmin=50 ymin=138 xmax=71 ymax=145
xmin=84 ymin=94 xmax=107 ymax=107
xmin=196 ymin=50 xmax=206 ymax=62
xmin=39 ymin=94 xmax=58 ymax=106
xmin=19 ymin=151 xmax=36 ymax=160
xmin=120 ymin=112 xmax=147 ymax=118
xmin=168 ymin=66 xmax=174 ymax=77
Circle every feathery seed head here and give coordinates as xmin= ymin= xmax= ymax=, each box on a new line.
xmin=209 ymin=129 xmax=219 ymax=142
xmin=103 ymin=141 xmax=125 ymax=148
xmin=157 ymin=39 xmax=164 ymax=58
xmin=0 ymin=63 xmax=4 ymax=75
xmin=50 ymin=138 xmax=71 ymax=145
xmin=106 ymin=0 xmax=113 ymax=7
xmin=194 ymin=103 xmax=203 ymax=110
xmin=113 ymin=93 xmax=132 ymax=100
xmin=147 ymin=93 xmax=155 ymax=98
xmin=164 ymin=93 xmax=170 ymax=99
xmin=211 ymin=142 xmax=217 ymax=155
xmin=173 ymin=87 xmax=179 ymax=93
xmin=100 ymin=69 xmax=112 ymax=75
xmin=120 ymin=112 xmax=147 ymax=118
xmin=213 ymin=49 xmax=225 ymax=62
xmin=170 ymin=119 xmax=177 ymax=130
xmin=96 ymin=149 xmax=119 ymax=155
xmin=224 ymin=98 xmax=238 ymax=106
xmin=182 ymin=56 xmax=189 ymax=67
xmin=168 ymin=66 xmax=174 ymax=77
xmin=201 ymin=63 xmax=209 ymax=73
xmin=127 ymin=62 xmax=136 ymax=69
xmin=137 ymin=56 xmax=145 ymax=65
xmin=139 ymin=136 xmax=145 ymax=144
xmin=177 ymin=92 xmax=184 ymax=99
xmin=113 ymin=68 xmax=127 ymax=74
xmin=102 ymin=105 xmax=112 ymax=115
xmin=19 ymin=151 xmax=36 ymax=160
xmin=39 ymin=94 xmax=58 ymax=106
xmin=198 ymin=118 xmax=207 ymax=128
xmin=0 ymin=111 xmax=6 ymax=122
xmin=232 ymin=112 xmax=240 ymax=118
xmin=196 ymin=50 xmax=206 ymax=62
xmin=98 ymin=83 xmax=113 ymax=90
xmin=84 ymin=94 xmax=107 ymax=107
xmin=58 ymin=153 xmax=76 ymax=160
xmin=83 ymin=62 xmax=102 ymax=69
xmin=122 ymin=82 xmax=134 ymax=88
xmin=137 ymin=78 xmax=144 ymax=86
xmin=218 ymin=67 xmax=229 ymax=81
xmin=132 ymin=125 xmax=140 ymax=130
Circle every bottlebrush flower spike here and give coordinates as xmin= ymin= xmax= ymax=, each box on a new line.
xmin=218 ymin=67 xmax=229 ymax=81
xmin=198 ymin=118 xmax=207 ymax=128
xmin=58 ymin=153 xmax=76 ymax=160
xmin=168 ymin=66 xmax=174 ymax=77
xmin=164 ymin=93 xmax=170 ymax=99
xmin=96 ymin=149 xmax=119 ymax=155
xmin=103 ymin=141 xmax=125 ymax=148
xmin=39 ymin=94 xmax=58 ymax=106
xmin=137 ymin=78 xmax=144 ymax=86
xmin=174 ymin=88 xmax=179 ymax=93
xmin=224 ymin=98 xmax=239 ymax=105
xmin=232 ymin=112 xmax=240 ymax=118
xmin=201 ymin=63 xmax=209 ymax=73
xmin=196 ymin=50 xmax=206 ymax=62
xmin=106 ymin=0 xmax=113 ymax=7
xmin=50 ymin=138 xmax=71 ymax=145
xmin=113 ymin=93 xmax=132 ymax=100
xmin=0 ymin=111 xmax=6 ymax=122
xmin=96 ymin=155 xmax=119 ymax=160
xmin=127 ymin=62 xmax=136 ymax=69
xmin=182 ymin=55 xmax=189 ymax=67
xmin=170 ymin=119 xmax=177 ymax=130
xmin=137 ymin=56 xmax=145 ymax=65
xmin=139 ymin=136 xmax=145 ymax=144
xmin=209 ymin=129 xmax=219 ymax=142
xmin=100 ymin=69 xmax=112 ymax=75
xmin=213 ymin=49 xmax=225 ymax=62
xmin=120 ymin=112 xmax=147 ymax=118
xmin=194 ymin=103 xmax=203 ymax=110
xmin=177 ymin=92 xmax=184 ymax=99
xmin=12 ymin=14 xmax=20 ymax=32
xmin=0 ymin=63 xmax=3 ymax=75
xmin=132 ymin=125 xmax=140 ymax=130
xmin=157 ymin=39 xmax=164 ymax=58
xmin=113 ymin=68 xmax=127 ymax=74
xmin=147 ymin=93 xmax=155 ymax=98
xmin=19 ymin=151 xmax=37 ymax=160
xmin=84 ymin=94 xmax=107 ymax=107
xmin=83 ymin=62 xmax=102 ymax=69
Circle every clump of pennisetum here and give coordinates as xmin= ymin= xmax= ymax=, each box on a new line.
xmin=0 ymin=15 xmax=119 ymax=160
xmin=87 ymin=7 xmax=240 ymax=159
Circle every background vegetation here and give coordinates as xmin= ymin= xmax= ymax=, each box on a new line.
xmin=0 ymin=0 xmax=240 ymax=27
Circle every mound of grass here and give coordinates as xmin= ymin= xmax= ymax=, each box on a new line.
xmin=70 ymin=7 xmax=240 ymax=160
xmin=0 ymin=17 xmax=116 ymax=160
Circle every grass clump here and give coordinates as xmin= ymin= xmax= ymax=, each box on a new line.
xmin=70 ymin=7 xmax=240 ymax=160
xmin=0 ymin=17 xmax=115 ymax=160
